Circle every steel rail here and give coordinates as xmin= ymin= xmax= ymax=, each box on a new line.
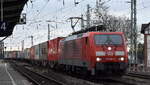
xmin=106 ymin=78 xmax=136 ymax=85
xmin=127 ymin=72 xmax=150 ymax=79
xmin=11 ymin=62 xmax=66 ymax=85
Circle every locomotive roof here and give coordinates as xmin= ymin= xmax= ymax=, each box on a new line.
xmin=71 ymin=25 xmax=106 ymax=35
xmin=88 ymin=32 xmax=124 ymax=35
xmin=62 ymin=32 xmax=124 ymax=42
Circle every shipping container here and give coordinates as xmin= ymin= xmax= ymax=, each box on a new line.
xmin=5 ymin=51 xmax=19 ymax=59
xmin=12 ymin=51 xmax=19 ymax=59
xmin=4 ymin=51 xmax=10 ymax=59
xmin=34 ymin=45 xmax=40 ymax=60
xmin=24 ymin=48 xmax=30 ymax=59
xmin=48 ymin=37 xmax=64 ymax=61
xmin=0 ymin=42 xmax=4 ymax=58
xmin=17 ymin=51 xmax=22 ymax=59
xmin=39 ymin=41 xmax=48 ymax=60
xmin=30 ymin=46 xmax=35 ymax=60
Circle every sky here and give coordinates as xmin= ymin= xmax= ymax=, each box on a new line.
xmin=4 ymin=0 xmax=150 ymax=51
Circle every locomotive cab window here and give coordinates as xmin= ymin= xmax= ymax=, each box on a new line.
xmin=94 ymin=34 xmax=123 ymax=45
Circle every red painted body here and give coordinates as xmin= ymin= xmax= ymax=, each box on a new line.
xmin=59 ymin=32 xmax=128 ymax=71
xmin=90 ymin=32 xmax=128 ymax=69
xmin=30 ymin=46 xmax=35 ymax=60
xmin=48 ymin=37 xmax=64 ymax=61
xmin=9 ymin=32 xmax=128 ymax=75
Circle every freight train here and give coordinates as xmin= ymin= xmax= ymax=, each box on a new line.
xmin=5 ymin=32 xmax=128 ymax=76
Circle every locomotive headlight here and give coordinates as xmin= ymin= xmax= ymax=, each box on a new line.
xmin=108 ymin=47 xmax=112 ymax=50
xmin=120 ymin=57 xmax=125 ymax=61
xmin=96 ymin=57 xmax=102 ymax=61
xmin=115 ymin=51 xmax=125 ymax=56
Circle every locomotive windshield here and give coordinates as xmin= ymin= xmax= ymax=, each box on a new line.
xmin=94 ymin=34 xmax=123 ymax=45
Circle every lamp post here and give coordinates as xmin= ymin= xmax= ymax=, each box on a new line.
xmin=48 ymin=24 xmax=50 ymax=40
xmin=1 ymin=0 xmax=3 ymax=22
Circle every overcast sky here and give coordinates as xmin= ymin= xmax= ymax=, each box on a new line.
xmin=4 ymin=0 xmax=150 ymax=51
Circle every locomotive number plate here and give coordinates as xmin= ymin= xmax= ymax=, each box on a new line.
xmin=107 ymin=52 xmax=113 ymax=56
xmin=105 ymin=58 xmax=114 ymax=60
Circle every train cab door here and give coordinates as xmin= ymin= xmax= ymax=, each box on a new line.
xmin=84 ymin=37 xmax=92 ymax=69
xmin=84 ymin=37 xmax=89 ymax=59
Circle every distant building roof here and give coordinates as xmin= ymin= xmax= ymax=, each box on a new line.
xmin=141 ymin=23 xmax=150 ymax=34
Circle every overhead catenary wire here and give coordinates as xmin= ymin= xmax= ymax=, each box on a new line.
xmin=26 ymin=0 xmax=51 ymax=26
xmin=6 ymin=0 xmax=149 ymax=51
xmin=3 ymin=0 xmax=105 ymax=48
xmin=36 ymin=0 xmax=88 ymax=21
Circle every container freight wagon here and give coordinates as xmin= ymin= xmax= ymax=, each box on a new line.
xmin=4 ymin=51 xmax=11 ymax=59
xmin=11 ymin=51 xmax=20 ymax=59
xmin=38 ymin=41 xmax=48 ymax=66
xmin=5 ymin=51 xmax=20 ymax=59
xmin=17 ymin=51 xmax=24 ymax=59
xmin=30 ymin=46 xmax=35 ymax=60
xmin=0 ymin=42 xmax=4 ymax=59
xmin=34 ymin=45 xmax=40 ymax=60
xmin=39 ymin=41 xmax=48 ymax=61
xmin=24 ymin=48 xmax=30 ymax=59
xmin=48 ymin=37 xmax=64 ymax=68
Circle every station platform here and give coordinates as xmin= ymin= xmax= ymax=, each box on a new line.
xmin=0 ymin=60 xmax=31 ymax=85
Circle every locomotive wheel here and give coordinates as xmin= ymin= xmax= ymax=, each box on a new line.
xmin=91 ymin=68 xmax=95 ymax=75
xmin=50 ymin=63 xmax=55 ymax=68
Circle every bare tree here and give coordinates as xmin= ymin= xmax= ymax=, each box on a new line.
xmin=90 ymin=1 xmax=132 ymax=40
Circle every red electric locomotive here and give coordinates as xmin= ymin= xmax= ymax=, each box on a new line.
xmin=58 ymin=32 xmax=128 ymax=75
xmin=10 ymin=31 xmax=128 ymax=76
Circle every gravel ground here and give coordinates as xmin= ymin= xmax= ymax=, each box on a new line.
xmin=28 ymin=66 xmax=102 ymax=85
xmin=12 ymin=61 xmax=150 ymax=85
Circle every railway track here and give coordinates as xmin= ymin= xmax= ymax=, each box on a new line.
xmin=10 ymin=61 xmax=66 ymax=85
xmin=61 ymin=71 xmax=137 ymax=85
xmin=105 ymin=77 xmax=136 ymax=85
xmin=103 ymin=72 xmax=150 ymax=85
xmin=126 ymin=72 xmax=150 ymax=80
xmin=64 ymin=70 xmax=150 ymax=85
xmin=8 ymin=60 xmax=150 ymax=85
xmin=88 ymin=76 xmax=137 ymax=85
